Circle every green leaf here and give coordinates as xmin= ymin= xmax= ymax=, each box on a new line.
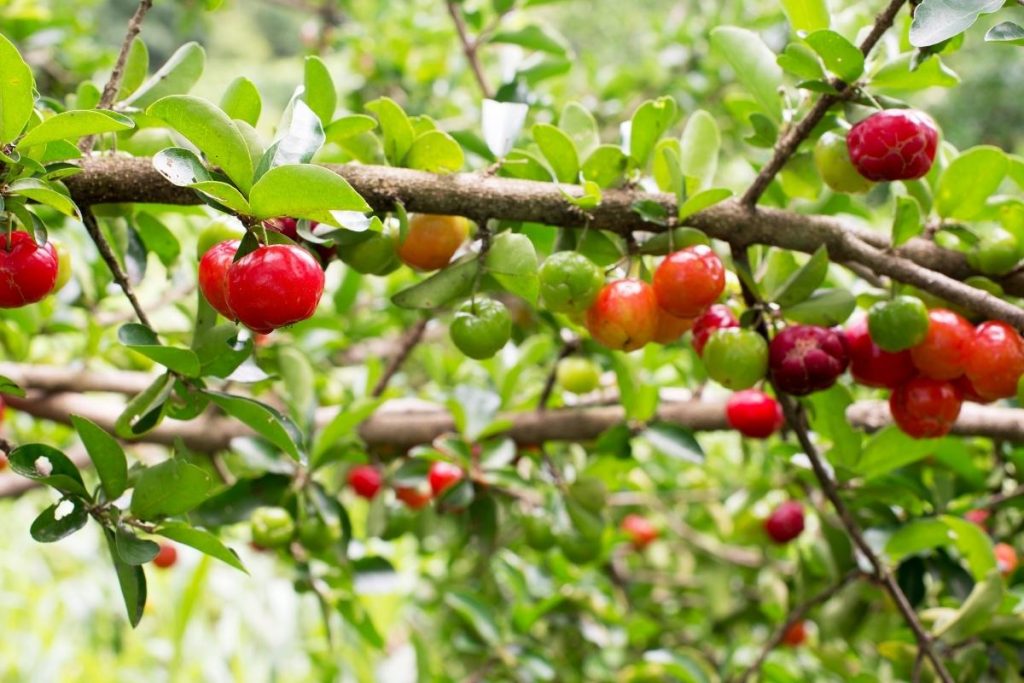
xmin=939 ymin=515 xmax=996 ymax=581
xmin=771 ymin=245 xmax=828 ymax=308
xmin=117 ymin=37 xmax=149 ymax=100
xmin=678 ymin=110 xmax=720 ymax=191
xmin=278 ymin=345 xmax=315 ymax=424
xmin=488 ymin=24 xmax=569 ymax=55
xmin=219 ymin=76 xmax=261 ymax=127
xmin=558 ymin=102 xmax=600 ymax=159
xmin=892 ymin=196 xmax=923 ymax=246
xmin=104 ymin=529 xmax=147 ymax=628
xmin=147 ymin=95 xmax=254 ymax=193
xmin=18 ymin=110 xmax=135 ymax=149
xmin=856 ymin=426 xmax=942 ymax=479
xmin=709 ymin=27 xmax=784 ymax=122
xmin=933 ymin=569 xmax=1003 ymax=642
xmin=124 ymin=41 xmax=205 ymax=109
xmin=678 ymin=188 xmax=732 ymax=221
xmin=71 ymin=415 xmax=128 ymax=500
xmin=366 ymin=97 xmax=415 ymax=166
xmin=0 ymin=33 xmax=35 ymax=144
xmin=805 ymin=384 xmax=862 ymax=469
xmin=652 ymin=140 xmax=684 ymax=200
xmin=391 ymin=255 xmax=479 ymax=310
xmin=872 ymin=54 xmax=959 ymax=92
xmin=134 ymin=213 xmax=181 ymax=267
xmin=630 ymin=97 xmax=678 ymax=168
xmin=642 ymin=422 xmax=704 ymax=464
xmin=189 ymin=181 xmax=251 ymax=215
xmin=303 ymin=55 xmax=336 ymax=124
xmin=5 ymin=178 xmax=80 ymax=218
xmin=156 ymin=521 xmax=247 ymax=572
xmin=152 ymin=147 xmax=212 ymax=186
xmin=778 ymin=42 xmax=826 ymax=80
xmin=0 ymin=374 xmax=26 ymax=397
xmin=909 ymin=0 xmax=1003 ymax=48
xmin=249 ymin=164 xmax=369 ymax=224
xmin=31 ymin=500 xmax=89 ymax=543
xmin=257 ymin=99 xmax=325 ymax=175
xmin=312 ymin=397 xmax=384 ymax=462
xmin=486 ymin=232 xmax=539 ymax=303
xmin=532 ymin=123 xmax=579 ymax=183
xmin=638 ymin=227 xmax=709 ymax=255
xmin=985 ymin=22 xmax=1024 ymax=45
xmin=116 ymin=373 xmax=175 ymax=438
xmin=205 ymin=391 xmax=303 ymax=461
xmin=582 ymin=145 xmax=628 ymax=188
xmin=114 ymin=526 xmax=160 ymax=565
xmin=780 ymin=0 xmax=829 ymax=32
xmin=325 ymin=114 xmax=378 ymax=143
xmin=130 ymin=458 xmax=214 ymax=519
xmin=935 ymin=146 xmax=1008 ymax=220
xmin=8 ymin=444 xmax=89 ymax=498
xmin=118 ymin=323 xmax=201 ymax=377
xmin=886 ymin=518 xmax=952 ymax=564
xmin=444 ymin=591 xmax=501 ymax=645
xmin=782 ymin=287 xmax=855 ymax=326
xmin=804 ymin=30 xmax=864 ymax=83
xmin=404 ymin=130 xmax=465 ymax=174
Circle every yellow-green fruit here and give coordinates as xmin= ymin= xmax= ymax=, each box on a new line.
xmin=339 ymin=230 xmax=401 ymax=275
xmin=967 ymin=229 xmax=1020 ymax=277
xmin=250 ymin=506 xmax=295 ymax=548
xmin=814 ymin=131 xmax=874 ymax=194
xmin=52 ymin=241 xmax=72 ymax=292
xmin=197 ymin=221 xmax=246 ymax=258
xmin=556 ymin=357 xmax=601 ymax=394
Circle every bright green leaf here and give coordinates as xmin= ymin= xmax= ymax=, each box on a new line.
xmin=249 ymin=164 xmax=370 ymax=224
xmin=304 ymin=56 xmax=337 ymax=124
xmin=405 ymin=130 xmax=465 ymax=174
xmin=71 ymin=415 xmax=128 ymax=500
xmin=0 ymin=33 xmax=35 ymax=144
xmin=710 ymin=27 xmax=784 ymax=122
xmin=486 ymin=232 xmax=539 ymax=303
xmin=805 ymin=30 xmax=864 ymax=83
xmin=17 ymin=110 xmax=135 ymax=149
xmin=130 ymin=458 xmax=214 ymax=519
xmin=220 ymin=77 xmax=261 ymax=127
xmin=935 ymin=146 xmax=1008 ymax=220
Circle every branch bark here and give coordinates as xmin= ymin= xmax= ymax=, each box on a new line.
xmin=81 ymin=208 xmax=153 ymax=328
xmin=446 ymin=0 xmax=493 ymax=98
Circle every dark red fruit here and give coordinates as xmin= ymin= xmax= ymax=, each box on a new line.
xmin=782 ymin=621 xmax=808 ymax=647
xmin=198 ymin=239 xmax=239 ymax=319
xmin=889 ymin=377 xmax=962 ymax=439
xmin=847 ymin=109 xmax=939 ymax=181
xmin=652 ymin=245 xmax=726 ymax=318
xmin=347 ymin=465 xmax=382 ymax=500
xmin=691 ymin=304 xmax=739 ymax=356
xmin=844 ymin=316 xmax=915 ymax=389
xmin=726 ymin=389 xmax=784 ymax=438
xmin=769 ymin=325 xmax=849 ymax=396
xmin=428 ymin=461 xmax=464 ymax=496
xmin=910 ymin=309 xmax=973 ymax=381
xmin=226 ymin=244 xmax=325 ymax=334
xmin=153 ymin=542 xmax=178 ymax=569
xmin=0 ymin=230 xmax=59 ymax=308
xmin=765 ymin=501 xmax=804 ymax=544
xmin=964 ymin=321 xmax=1024 ymax=401
xmin=621 ymin=514 xmax=658 ymax=550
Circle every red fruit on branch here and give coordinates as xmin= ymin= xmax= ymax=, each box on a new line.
xmin=909 ymin=309 xmax=974 ymax=381
xmin=347 ymin=465 xmax=382 ymax=500
xmin=889 ymin=377 xmax=962 ymax=439
xmin=846 ymin=109 xmax=939 ymax=181
xmin=395 ymin=485 xmax=432 ymax=510
xmin=198 ymin=239 xmax=239 ymax=319
xmin=953 ymin=375 xmax=993 ymax=404
xmin=652 ymin=307 xmax=695 ymax=345
xmin=398 ymin=214 xmax=469 ymax=271
xmin=691 ymin=304 xmax=739 ymax=357
xmin=621 ymin=514 xmax=658 ymax=550
xmin=0 ymin=230 xmax=59 ymax=308
xmin=782 ymin=621 xmax=808 ymax=647
xmin=226 ymin=244 xmax=325 ymax=334
xmin=995 ymin=543 xmax=1018 ymax=578
xmin=585 ymin=279 xmax=659 ymax=352
xmin=152 ymin=542 xmax=178 ymax=569
xmin=769 ymin=325 xmax=849 ymax=396
xmin=765 ymin=501 xmax=804 ymax=544
xmin=844 ymin=317 xmax=915 ymax=389
xmin=653 ymin=245 xmax=726 ymax=318
xmin=264 ymin=217 xmax=300 ymax=241
xmin=964 ymin=321 xmax=1024 ymax=400
xmin=964 ymin=509 xmax=990 ymax=531
xmin=726 ymin=389 xmax=784 ymax=438
xmin=428 ymin=461 xmax=464 ymax=496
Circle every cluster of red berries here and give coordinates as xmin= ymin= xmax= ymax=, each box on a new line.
xmin=346 ymin=461 xmax=464 ymax=510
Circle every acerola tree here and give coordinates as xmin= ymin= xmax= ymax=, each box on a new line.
xmin=2 ymin=0 xmax=1024 ymax=680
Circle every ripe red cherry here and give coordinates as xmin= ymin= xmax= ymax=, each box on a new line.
xmin=621 ymin=514 xmax=658 ymax=550
xmin=964 ymin=321 xmax=1024 ymax=400
xmin=347 ymin=465 xmax=382 ymax=500
xmin=910 ymin=309 xmax=973 ymax=380
xmin=691 ymin=304 xmax=739 ymax=356
xmin=769 ymin=325 xmax=849 ymax=396
xmin=198 ymin=239 xmax=239 ymax=319
xmin=889 ymin=377 xmax=962 ymax=438
xmin=0 ymin=230 xmax=58 ymax=308
xmin=847 ymin=109 xmax=939 ymax=181
xmin=765 ymin=501 xmax=804 ymax=544
xmin=152 ymin=542 xmax=178 ymax=569
xmin=428 ymin=461 xmax=464 ymax=496
xmin=653 ymin=245 xmax=726 ymax=318
xmin=995 ymin=543 xmax=1018 ymax=578
xmin=585 ymin=279 xmax=659 ymax=352
xmin=964 ymin=509 xmax=990 ymax=531
xmin=726 ymin=389 xmax=784 ymax=438
xmin=782 ymin=621 xmax=808 ymax=647
xmin=226 ymin=244 xmax=325 ymax=334
xmin=844 ymin=316 xmax=915 ymax=389
xmin=395 ymin=485 xmax=432 ymax=509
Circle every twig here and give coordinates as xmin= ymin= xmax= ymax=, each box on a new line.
xmin=370 ymin=318 xmax=428 ymax=397
xmin=446 ymin=0 xmax=494 ymax=98
xmin=81 ymin=208 xmax=152 ymax=328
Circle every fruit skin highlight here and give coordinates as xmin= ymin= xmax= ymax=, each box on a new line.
xmin=846 ymin=109 xmax=939 ymax=181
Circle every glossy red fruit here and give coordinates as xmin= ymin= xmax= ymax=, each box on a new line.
xmin=652 ymin=307 xmax=695 ymax=345
xmin=585 ymin=279 xmax=659 ymax=352
xmin=964 ymin=321 xmax=1024 ymax=400
xmin=782 ymin=621 xmax=808 ymax=647
xmin=653 ymin=245 xmax=726 ymax=318
xmin=844 ymin=316 xmax=915 ymax=389
xmin=0 ymin=231 xmax=59 ymax=308
xmin=264 ymin=217 xmax=300 ymax=240
xmin=996 ymin=543 xmax=1018 ymax=578
xmin=152 ymin=542 xmax=178 ymax=569
xmin=953 ymin=375 xmax=993 ymax=404
xmin=395 ymin=485 xmax=432 ymax=510
xmin=726 ymin=389 xmax=784 ymax=438
xmin=847 ymin=109 xmax=939 ymax=181
xmin=910 ymin=309 xmax=973 ymax=380
xmin=621 ymin=514 xmax=658 ymax=550
xmin=428 ymin=461 xmax=464 ymax=496
xmin=226 ymin=244 xmax=325 ymax=334
xmin=889 ymin=377 xmax=962 ymax=438
xmin=765 ymin=501 xmax=804 ymax=544
xmin=965 ymin=509 xmax=990 ymax=531
xmin=198 ymin=240 xmax=239 ymax=319
xmin=769 ymin=325 xmax=849 ymax=396
xmin=0 ymin=453 xmax=7 ymax=472
xmin=691 ymin=304 xmax=739 ymax=356
xmin=347 ymin=465 xmax=382 ymax=500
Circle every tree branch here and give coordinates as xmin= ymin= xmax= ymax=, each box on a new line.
xmin=370 ymin=318 xmax=428 ymax=398
xmin=81 ymin=208 xmax=153 ymax=328
xmin=446 ymin=0 xmax=494 ymax=99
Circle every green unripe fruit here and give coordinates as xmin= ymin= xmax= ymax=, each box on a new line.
xmin=557 ymin=532 xmax=601 ymax=564
xmin=522 ymin=513 xmax=556 ymax=551
xmin=250 ymin=506 xmax=296 ymax=548
xmin=539 ymin=251 xmax=604 ymax=314
xmin=556 ymin=357 xmax=601 ymax=394
xmin=867 ymin=295 xmax=929 ymax=352
xmin=814 ymin=131 xmax=874 ymax=194
xmin=967 ymin=229 xmax=1020 ymax=277
xmin=1017 ymin=374 xmax=1024 ymax=406
xmin=298 ymin=518 xmax=336 ymax=552
xmin=52 ymin=240 xmax=72 ymax=292
xmin=702 ymin=328 xmax=769 ymax=390
xmin=197 ymin=221 xmax=246 ymax=258
xmin=449 ymin=298 xmax=512 ymax=359
xmin=339 ymin=230 xmax=401 ymax=275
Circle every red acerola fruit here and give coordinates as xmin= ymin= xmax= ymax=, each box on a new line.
xmin=621 ymin=514 xmax=658 ymax=550
xmin=152 ymin=542 xmax=178 ymax=569
xmin=0 ymin=230 xmax=59 ymax=308
xmin=964 ymin=321 xmax=1024 ymax=401
xmin=585 ymin=279 xmax=659 ymax=352
xmin=691 ymin=304 xmax=739 ymax=357
xmin=769 ymin=325 xmax=849 ymax=396
xmin=226 ymin=244 xmax=325 ymax=334
xmin=782 ymin=620 xmax=808 ymax=647
xmin=846 ymin=109 xmax=939 ymax=181
xmin=652 ymin=307 xmax=695 ymax=345
xmin=198 ymin=239 xmax=239 ymax=319
xmin=0 ymin=453 xmax=7 ymax=472
xmin=965 ymin=509 xmax=990 ymax=531
xmin=953 ymin=375 xmax=993 ymax=405
xmin=910 ymin=309 xmax=974 ymax=381
xmin=428 ymin=461 xmax=464 ymax=496
xmin=844 ymin=316 xmax=915 ymax=389
xmin=889 ymin=377 xmax=962 ymax=439
xmin=264 ymin=217 xmax=300 ymax=240
xmin=726 ymin=389 xmax=784 ymax=438
xmin=995 ymin=543 xmax=1018 ymax=578
xmin=347 ymin=465 xmax=382 ymax=500
xmin=765 ymin=501 xmax=805 ymax=544
xmin=652 ymin=245 xmax=726 ymax=318
xmin=395 ymin=485 xmax=432 ymax=510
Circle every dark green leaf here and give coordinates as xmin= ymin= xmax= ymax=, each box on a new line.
xmin=642 ymin=422 xmax=704 ymax=464
xmin=444 ymin=591 xmax=501 ymax=645
xmin=118 ymin=323 xmax=201 ymax=377
xmin=391 ymin=255 xmax=479 ymax=309
xmin=782 ymin=287 xmax=855 ymax=326
xmin=31 ymin=500 xmax=89 ymax=543
xmin=156 ymin=521 xmax=247 ymax=572
xmin=130 ymin=458 xmax=214 ymax=519
xmin=115 ymin=526 xmax=160 ymax=565
xmin=205 ymin=391 xmax=303 ymax=461
xmin=892 ymin=196 xmax=923 ymax=247
xmin=771 ymin=245 xmax=829 ymax=308
xmin=8 ymin=444 xmax=89 ymax=498
xmin=104 ymin=528 xmax=147 ymax=628
xmin=71 ymin=415 xmax=128 ymax=500
xmin=115 ymin=372 xmax=175 ymax=438
xmin=805 ymin=30 xmax=864 ymax=82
